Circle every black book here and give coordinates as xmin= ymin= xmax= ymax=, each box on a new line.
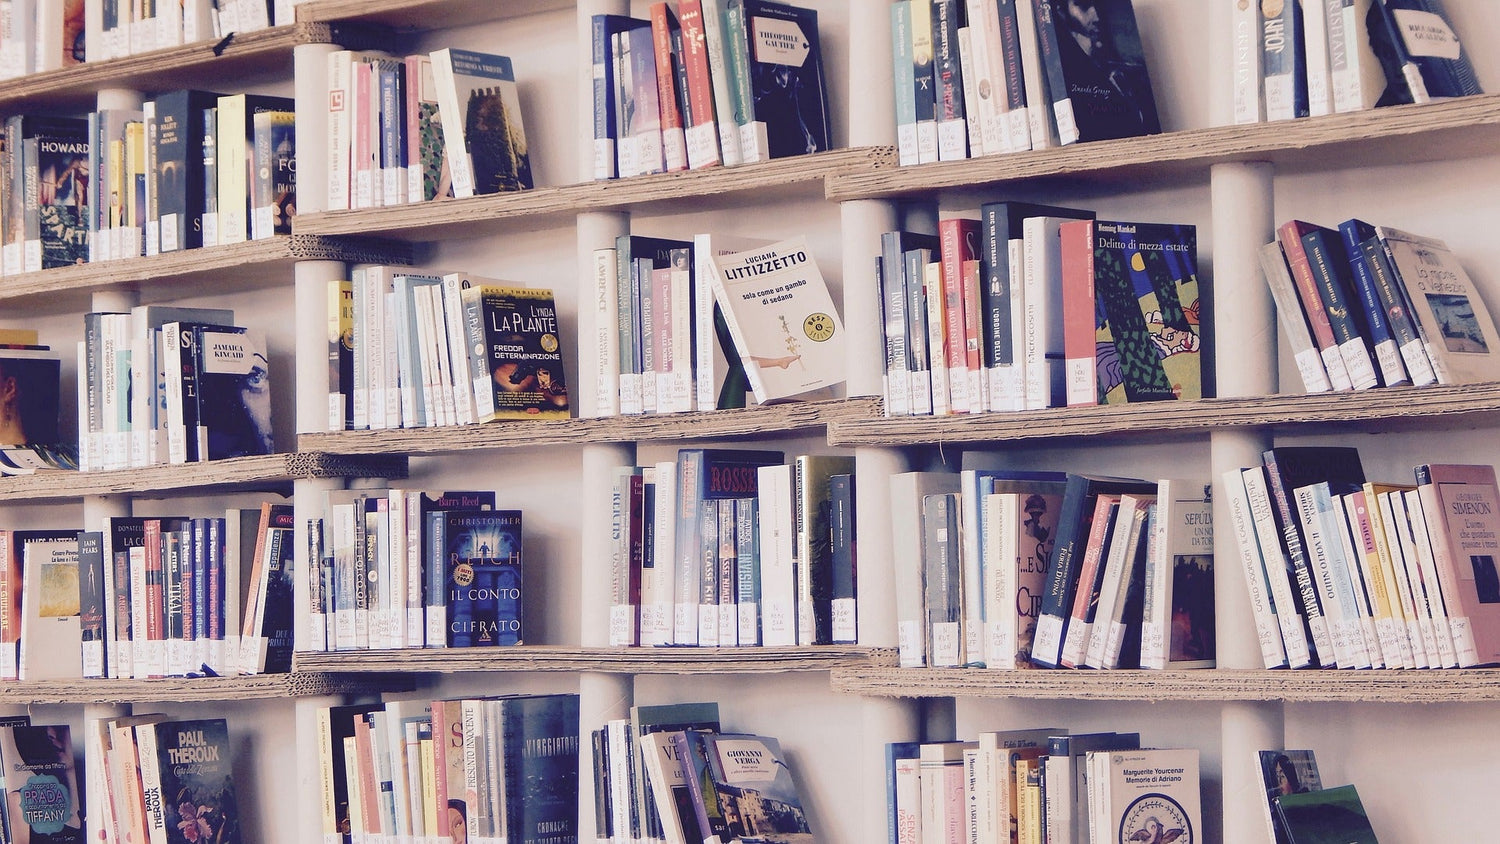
xmin=150 ymin=718 xmax=241 ymax=844
xmin=152 ymin=90 xmax=222 ymax=252
xmin=742 ymin=0 xmax=831 ymax=159
xmin=501 ymin=694 xmax=581 ymax=843
xmin=1037 ymin=0 xmax=1160 ymax=144
xmin=1368 ymin=0 xmax=1481 ymax=105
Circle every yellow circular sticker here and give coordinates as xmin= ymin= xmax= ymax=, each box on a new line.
xmin=1262 ymin=0 xmax=1284 ymax=18
xmin=803 ymin=313 xmax=836 ymax=342
xmin=453 ymin=563 xmax=475 ymax=587
xmin=541 ymin=333 xmax=558 ymax=352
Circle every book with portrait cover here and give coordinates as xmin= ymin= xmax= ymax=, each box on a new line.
xmin=196 ymin=327 xmax=274 ymax=460
xmin=1274 ymin=784 xmax=1378 ymax=844
xmin=460 ymin=284 xmax=570 ymax=422
xmin=1036 ymin=0 xmax=1160 ymax=144
xmin=428 ymin=48 xmax=532 ymax=198
xmin=740 ymin=0 xmax=830 ymax=161
xmin=0 ymin=724 xmax=83 ymax=843
xmin=147 ymin=718 xmax=240 ymax=844
xmin=440 ymin=509 xmax=523 ymax=647
xmin=0 ymin=352 xmax=62 ymax=449
xmin=1258 ymin=750 xmax=1323 ymax=844
xmin=709 ymin=235 xmax=845 ymax=404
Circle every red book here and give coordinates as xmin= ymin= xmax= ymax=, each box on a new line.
xmin=675 ymin=0 xmax=722 ymax=169
xmin=1060 ymin=219 xmax=1096 ymax=406
xmin=1277 ymin=220 xmax=1352 ymax=390
xmin=650 ymin=2 xmax=688 ymax=171
xmin=144 ymin=519 xmax=165 ymax=678
xmin=938 ymin=218 xmax=979 ymax=413
xmin=1059 ymin=493 xmax=1121 ymax=668
xmin=960 ymin=258 xmax=985 ymax=412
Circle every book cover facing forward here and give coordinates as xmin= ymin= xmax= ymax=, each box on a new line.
xmin=443 ymin=509 xmax=523 ymax=647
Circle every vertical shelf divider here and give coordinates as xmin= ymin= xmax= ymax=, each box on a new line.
xmin=576 ymin=3 xmax=634 ymax=841
xmin=841 ymin=3 xmax=919 ymax=840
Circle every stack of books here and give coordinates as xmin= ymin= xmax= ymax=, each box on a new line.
xmin=892 ymin=467 xmax=1214 ymax=671
xmin=609 ymin=449 xmax=855 ymax=649
xmin=1226 ymin=447 xmax=1500 ymax=670
xmin=878 ymin=210 xmax=1201 ymax=416
xmin=1231 ymin=0 xmax=1482 ymax=124
xmin=591 ymin=1 xmax=831 ymax=180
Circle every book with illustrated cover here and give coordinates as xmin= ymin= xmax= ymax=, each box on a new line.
xmin=196 ymin=327 xmax=273 ymax=460
xmin=1274 ymin=784 xmax=1379 ymax=844
xmin=1099 ymin=747 xmax=1201 ymax=844
xmin=27 ymin=120 xmax=90 ymax=270
xmin=405 ymin=54 xmax=454 ymax=202
xmin=1258 ymin=750 xmax=1323 ymax=844
xmin=501 ymin=694 xmax=581 ymax=844
xmin=429 ymin=48 xmax=532 ymax=198
xmin=710 ymin=235 xmax=845 ymax=404
xmin=18 ymin=532 xmax=82 ymax=682
xmin=250 ymin=110 xmax=295 ymax=239
xmin=699 ymin=733 xmax=813 ymax=843
xmin=741 ymin=0 xmax=830 ymax=161
xmin=0 ymin=352 xmax=62 ymax=448
xmin=0 ymin=725 xmax=83 ymax=843
xmin=459 ymin=284 xmax=570 ymax=421
xmin=150 ymin=718 xmax=241 ymax=844
xmin=1374 ymin=227 xmax=1500 ymax=387
xmin=440 ymin=509 xmax=523 ymax=647
xmin=1038 ymin=0 xmax=1160 ymax=144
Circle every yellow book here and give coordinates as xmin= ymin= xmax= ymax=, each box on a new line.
xmin=215 ymin=94 xmax=247 ymax=245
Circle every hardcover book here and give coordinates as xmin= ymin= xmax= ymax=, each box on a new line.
xmin=741 ymin=0 xmax=830 ymax=160
xmin=250 ymin=110 xmax=295 ymax=239
xmin=1039 ymin=0 xmax=1160 ymax=144
xmin=441 ymin=509 xmax=523 ymax=647
xmin=151 ymin=90 xmax=221 ymax=252
xmin=151 ymin=718 xmax=240 ymax=844
xmin=429 ymin=48 xmax=532 ymax=198
xmin=460 ymin=284 xmax=570 ymax=421
xmin=1273 ymin=784 xmax=1379 ymax=844
xmin=0 ymin=724 xmax=83 ymax=842
xmin=709 ymin=235 xmax=846 ymax=404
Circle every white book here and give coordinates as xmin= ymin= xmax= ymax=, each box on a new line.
xmin=1329 ymin=493 xmax=1385 ymax=667
xmin=1376 ymin=488 xmax=1432 ymax=668
xmin=980 ymin=492 xmax=1019 ymax=670
xmin=1353 ymin=488 xmax=1413 ymax=669
xmin=1401 ymin=488 xmax=1459 ymax=667
xmin=1302 ymin=0 xmax=1332 ymax=116
xmin=892 ymin=471 xmax=960 ymax=667
xmin=1333 ymin=0 xmax=1383 ymax=113
xmin=2 ymin=0 xmax=35 ymax=77
xmin=1413 ymin=476 xmax=1480 ymax=667
xmin=758 ymin=463 xmax=797 ymax=647
xmin=1020 ymin=215 xmax=1072 ymax=409
xmin=956 ymin=27 xmax=985 ymax=158
xmin=182 ymin=0 xmax=214 ymax=43
xmin=963 ymin=0 xmax=1006 ymax=155
xmin=693 ymin=234 xmax=771 ymax=412
xmin=428 ymin=48 xmax=529 ymax=199
xmin=1012 ymin=0 xmax=1050 ymax=150
xmin=440 ymin=273 xmax=477 ymax=426
xmin=1258 ymin=241 xmax=1333 ymax=394
xmin=1292 ymin=484 xmax=1368 ymax=669
xmin=646 ymin=460 xmax=678 ymax=646
xmin=1231 ymin=0 xmax=1264 ymax=123
xmin=592 ymin=248 xmax=620 ymax=418
xmin=1241 ymin=467 xmax=1313 ymax=669
xmin=661 ymin=254 xmax=695 ymax=413
xmin=1083 ymin=494 xmax=1149 ymax=669
xmin=17 ymin=534 xmax=82 ymax=681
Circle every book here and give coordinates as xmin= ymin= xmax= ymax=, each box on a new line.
xmin=0 ymin=724 xmax=83 ymax=842
xmin=1021 ymin=207 xmax=1097 ymax=410
xmin=741 ymin=0 xmax=831 ymax=160
xmin=923 ymin=491 xmax=963 ymax=667
xmin=890 ymin=470 xmax=960 ymax=667
xmin=1414 ymin=463 xmax=1500 ymax=666
xmin=0 ymin=352 xmax=62 ymax=448
xmin=28 ymin=118 xmax=90 ymax=270
xmin=1222 ymin=466 xmax=1291 ymax=669
xmin=709 ymin=235 xmax=846 ymax=404
xmin=1258 ymin=749 xmax=1323 ymax=844
xmin=428 ymin=48 xmax=532 ymax=198
xmin=196 ymin=327 xmax=274 ymax=460
xmin=632 ymin=702 xmax=720 ymax=844
xmin=249 ymin=109 xmax=295 ymax=239
xmin=439 ymin=509 xmax=524 ymax=647
xmin=1065 ymin=218 xmax=1201 ymax=405
xmin=17 ymin=532 xmax=81 ymax=681
xmin=1274 ymin=784 xmax=1379 ymax=844
xmin=699 ymin=732 xmax=814 ymax=843
xmin=500 ymin=694 xmax=580 ymax=844
xmin=1262 ymin=0 xmax=1310 ymax=120
xmin=1367 ymin=0 xmax=1481 ymax=105
xmin=794 ymin=453 xmax=854 ymax=646
xmin=459 ymin=284 xmax=570 ymax=421
xmin=1036 ymin=0 xmax=1160 ymax=144
xmin=1098 ymin=747 xmax=1201 ymax=844
xmin=150 ymin=718 xmax=240 ymax=844
xmin=1374 ymin=227 xmax=1500 ymax=386
xmin=151 ymin=90 xmax=221 ymax=252
xmin=1140 ymin=479 xmax=1214 ymax=670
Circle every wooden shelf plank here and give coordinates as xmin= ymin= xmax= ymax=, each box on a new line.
xmin=0 ymin=236 xmax=412 ymax=310
xmin=298 ymin=397 xmax=880 ymax=455
xmin=0 ymin=24 xmax=341 ymax=113
xmin=827 ymin=383 xmax=1500 ymax=447
xmin=297 ymin=0 xmax=573 ymax=28
xmin=826 ymin=95 xmax=1500 ymax=201
xmin=294 ymin=147 xmax=893 ymax=241
xmin=830 ymin=666 xmax=1500 ymax=703
xmin=296 ymin=646 xmax=896 ymax=675
xmin=0 ymin=672 xmax=411 ymax=705
xmin=0 ymin=453 xmax=407 ymax=503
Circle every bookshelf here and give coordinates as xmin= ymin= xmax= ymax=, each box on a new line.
xmin=0 ymin=1 xmax=1498 ymax=842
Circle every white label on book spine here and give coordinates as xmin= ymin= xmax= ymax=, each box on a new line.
xmin=1053 ymin=100 xmax=1079 ymax=145
xmin=897 ymin=124 xmax=919 ymax=166
xmin=1031 ymin=614 xmax=1064 ymax=665
xmin=1320 ymin=345 xmax=1354 ymax=391
xmin=1393 ymin=9 xmax=1460 ymax=60
xmin=1400 ymin=339 xmax=1437 ymax=387
xmin=1006 ymin=109 xmax=1031 ymax=154
xmin=1066 ymin=359 xmax=1093 ymax=406
xmin=916 ymin=121 xmax=938 ymax=164
xmin=739 ymin=122 xmax=768 ymax=165
xmin=1264 ymin=75 xmax=1294 ymax=121
xmin=685 ymin=123 xmax=720 ymax=170
xmin=674 ymin=603 xmax=698 ymax=646
xmin=718 ymin=602 xmax=737 ymax=647
xmin=1373 ymin=339 xmax=1405 ymax=385
xmin=1339 ymin=339 xmax=1378 ymax=390
xmin=937 ymin=119 xmax=967 ymax=161
xmin=763 ymin=598 xmax=794 ymax=647
xmin=832 ymin=597 xmax=856 ymax=643
xmin=608 ymin=604 xmax=634 ymax=647
xmin=1059 ymin=622 xmax=1089 ymax=668
xmin=1294 ymin=348 xmax=1333 ymax=393
xmin=898 ymin=620 xmax=923 ymax=667
xmin=1450 ymin=616 xmax=1478 ymax=667
xmin=663 ymin=127 xmax=688 ymax=171
xmin=931 ymin=620 xmax=961 ymax=667
xmin=698 ymin=604 xmax=719 ymax=647
xmin=738 ymin=602 xmax=759 ymax=646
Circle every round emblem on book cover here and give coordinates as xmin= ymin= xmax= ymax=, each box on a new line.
xmin=540 ymin=333 xmax=559 ymax=352
xmin=453 ymin=562 xmax=475 ymax=587
xmin=1261 ymin=0 xmax=1284 ymax=18
xmin=1120 ymin=793 xmax=1192 ymax=844
xmin=803 ymin=313 xmax=836 ymax=342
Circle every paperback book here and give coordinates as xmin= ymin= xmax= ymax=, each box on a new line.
xmin=461 ymin=284 xmax=570 ymax=421
xmin=440 ymin=509 xmax=524 ymax=647
xmin=429 ymin=48 xmax=532 ymax=198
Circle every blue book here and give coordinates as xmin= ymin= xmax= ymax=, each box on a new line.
xmin=1262 ymin=0 xmax=1309 ymax=120
xmin=1299 ymin=223 xmax=1378 ymax=390
xmin=501 ymin=694 xmax=581 ymax=842
xmin=591 ymin=14 xmax=642 ymax=179
xmin=1369 ymin=0 xmax=1482 ymax=104
xmin=441 ymin=509 xmax=523 ymax=647
xmin=376 ymin=59 xmax=406 ymax=205
xmin=1355 ymin=231 xmax=1437 ymax=385
xmin=1337 ymin=218 xmax=1408 ymax=387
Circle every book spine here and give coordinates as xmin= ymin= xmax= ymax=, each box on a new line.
xmin=904 ymin=248 xmax=934 ymax=415
xmin=938 ymin=219 xmax=972 ymax=413
xmin=1257 ymin=242 xmax=1333 ymax=394
xmin=200 ymin=106 xmax=218 ymax=248
xmin=1301 ymin=227 xmax=1378 ymax=389
xmin=830 ymin=475 xmax=856 ymax=644
xmin=759 ymin=463 xmax=796 ymax=647
xmin=1413 ymin=467 xmax=1481 ymax=666
xmin=924 ymin=260 xmax=951 ymax=416
xmin=1242 ymin=468 xmax=1314 ymax=669
xmin=910 ymin=0 xmax=939 ymax=162
xmin=1222 ymin=469 xmax=1291 ymax=669
xmin=1262 ymin=0 xmax=1309 ymax=121
xmin=591 ymin=15 xmax=617 ymax=179
xmin=651 ymin=3 xmax=688 ymax=172
xmin=891 ymin=2 xmax=918 ymax=166
xmin=1302 ymin=0 xmax=1332 ymax=116
xmin=136 ymin=724 xmax=169 ymax=844
xmin=677 ymin=1 xmax=723 ymax=170
xmin=932 ymin=0 xmax=967 ymax=162
xmin=1357 ymin=235 xmax=1436 ymax=386
xmin=1277 ymin=223 xmax=1354 ymax=391
xmin=1060 ymin=219 xmax=1095 ymax=406
xmin=696 ymin=498 xmax=720 ymax=646
xmin=700 ymin=0 xmax=742 ymax=166
xmin=736 ymin=495 xmax=760 ymax=646
xmin=879 ymin=244 xmax=911 ymax=417
xmin=924 ymin=493 xmax=962 ymax=667
xmin=1336 ymin=221 xmax=1407 ymax=387
xmin=724 ymin=0 xmax=763 ymax=164
xmin=1232 ymin=0 xmax=1264 ymax=123
xmin=716 ymin=497 xmax=738 ymax=646
xmin=215 ymin=94 xmax=247 ymax=244
xmin=995 ymin=0 xmax=1031 ymax=153
xmin=1031 ymin=0 xmax=1077 ymax=145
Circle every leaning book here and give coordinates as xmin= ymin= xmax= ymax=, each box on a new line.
xmin=429 ymin=48 xmax=533 ymax=198
xmin=461 ymin=284 xmax=571 ymax=421
xmin=709 ymin=235 xmax=846 ymax=404
xmin=699 ymin=732 xmax=814 ymax=843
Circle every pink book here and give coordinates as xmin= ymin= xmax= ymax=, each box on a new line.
xmin=1060 ymin=219 xmax=1096 ymax=406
